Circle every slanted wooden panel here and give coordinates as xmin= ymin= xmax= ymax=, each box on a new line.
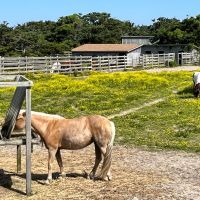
xmin=0 ymin=75 xmax=33 ymax=195
xmin=1 ymin=76 xmax=26 ymax=139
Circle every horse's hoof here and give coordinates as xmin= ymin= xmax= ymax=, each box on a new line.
xmin=99 ymin=176 xmax=108 ymax=181
xmin=89 ymin=174 xmax=95 ymax=180
xmin=99 ymin=175 xmax=112 ymax=181
xmin=107 ymin=175 xmax=112 ymax=181
xmin=45 ymin=179 xmax=52 ymax=185
xmin=88 ymin=171 xmax=97 ymax=180
xmin=59 ymin=173 xmax=66 ymax=179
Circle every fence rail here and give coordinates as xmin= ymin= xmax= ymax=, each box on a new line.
xmin=179 ymin=52 xmax=200 ymax=65
xmin=0 ymin=53 xmax=197 ymax=75
xmin=140 ymin=53 xmax=175 ymax=68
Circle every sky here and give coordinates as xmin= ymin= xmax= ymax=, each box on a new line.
xmin=1 ymin=0 xmax=200 ymax=27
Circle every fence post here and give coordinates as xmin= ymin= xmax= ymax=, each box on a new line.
xmin=116 ymin=56 xmax=118 ymax=70
xmin=18 ymin=57 xmax=20 ymax=74
xmin=80 ymin=55 xmax=82 ymax=72
xmin=90 ymin=57 xmax=93 ymax=71
xmin=142 ymin=55 xmax=145 ymax=68
xmin=0 ymin=56 xmax=1 ymax=74
xmin=98 ymin=56 xmax=101 ymax=71
xmin=26 ymin=87 xmax=32 ymax=195
xmin=25 ymin=56 xmax=28 ymax=72
xmin=181 ymin=53 xmax=183 ymax=66
xmin=17 ymin=145 xmax=21 ymax=173
xmin=44 ymin=56 xmax=47 ymax=73
xmin=124 ymin=55 xmax=127 ymax=71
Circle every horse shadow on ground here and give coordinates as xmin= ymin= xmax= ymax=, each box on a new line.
xmin=176 ymin=86 xmax=195 ymax=99
xmin=31 ymin=171 xmax=89 ymax=185
xmin=0 ymin=168 xmax=92 ymax=193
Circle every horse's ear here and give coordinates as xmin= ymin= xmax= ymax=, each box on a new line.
xmin=22 ymin=112 xmax=26 ymax=117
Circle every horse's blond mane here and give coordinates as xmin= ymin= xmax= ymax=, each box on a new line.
xmin=20 ymin=109 xmax=64 ymax=119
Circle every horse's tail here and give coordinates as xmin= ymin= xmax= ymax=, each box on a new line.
xmin=100 ymin=121 xmax=115 ymax=180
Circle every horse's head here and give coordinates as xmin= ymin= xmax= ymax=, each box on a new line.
xmin=194 ymin=83 xmax=200 ymax=97
xmin=14 ymin=111 xmax=26 ymax=130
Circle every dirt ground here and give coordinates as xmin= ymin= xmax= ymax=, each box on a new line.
xmin=1 ymin=144 xmax=200 ymax=200
xmin=144 ymin=65 xmax=200 ymax=72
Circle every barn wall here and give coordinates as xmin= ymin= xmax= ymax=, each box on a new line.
xmin=141 ymin=44 xmax=191 ymax=62
xmin=122 ymin=38 xmax=151 ymax=45
xmin=140 ymin=45 xmax=190 ymax=54
xmin=121 ymin=36 xmax=154 ymax=45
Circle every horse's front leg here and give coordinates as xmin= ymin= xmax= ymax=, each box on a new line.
xmin=46 ymin=148 xmax=57 ymax=184
xmin=56 ymin=149 xmax=65 ymax=178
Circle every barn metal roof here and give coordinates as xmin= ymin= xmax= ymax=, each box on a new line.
xmin=72 ymin=44 xmax=140 ymax=52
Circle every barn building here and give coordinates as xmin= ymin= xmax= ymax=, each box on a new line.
xmin=71 ymin=36 xmax=193 ymax=64
xmin=121 ymin=36 xmax=192 ymax=63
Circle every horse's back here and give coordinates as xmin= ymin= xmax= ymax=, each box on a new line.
xmin=58 ymin=115 xmax=112 ymax=133
xmin=193 ymin=72 xmax=200 ymax=84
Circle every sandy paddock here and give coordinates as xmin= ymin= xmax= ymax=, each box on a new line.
xmin=1 ymin=144 xmax=200 ymax=200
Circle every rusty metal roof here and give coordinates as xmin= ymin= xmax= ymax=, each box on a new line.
xmin=72 ymin=44 xmax=140 ymax=52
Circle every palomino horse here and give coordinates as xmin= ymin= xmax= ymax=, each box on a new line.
xmin=15 ymin=111 xmax=115 ymax=184
xmin=193 ymin=72 xmax=200 ymax=97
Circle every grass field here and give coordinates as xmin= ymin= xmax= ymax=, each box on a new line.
xmin=1 ymin=71 xmax=200 ymax=151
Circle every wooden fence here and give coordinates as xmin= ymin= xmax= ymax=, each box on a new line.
xmin=140 ymin=53 xmax=175 ymax=68
xmin=0 ymin=53 xmax=178 ymax=75
xmin=179 ymin=52 xmax=200 ymax=65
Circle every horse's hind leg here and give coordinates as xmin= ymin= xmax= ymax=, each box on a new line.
xmin=46 ymin=148 xmax=57 ymax=184
xmin=99 ymin=146 xmax=112 ymax=181
xmin=56 ymin=149 xmax=65 ymax=178
xmin=89 ymin=143 xmax=102 ymax=180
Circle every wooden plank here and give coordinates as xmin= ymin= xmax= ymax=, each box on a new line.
xmin=0 ymin=80 xmax=33 ymax=87
xmin=0 ymin=138 xmax=40 ymax=145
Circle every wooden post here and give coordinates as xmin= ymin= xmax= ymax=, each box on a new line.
xmin=181 ymin=53 xmax=183 ymax=66
xmin=17 ymin=145 xmax=21 ymax=173
xmin=26 ymin=87 xmax=32 ymax=195
xmin=2 ymin=57 xmax=4 ymax=73
xmin=108 ymin=56 xmax=110 ymax=72
xmin=124 ymin=55 xmax=127 ymax=71
xmin=0 ymin=56 xmax=1 ymax=74
xmin=90 ymin=57 xmax=93 ymax=71
xmin=98 ymin=56 xmax=101 ymax=71
xmin=18 ymin=57 xmax=20 ymax=74
xmin=25 ymin=57 xmax=28 ymax=73
xmin=116 ymin=56 xmax=118 ymax=70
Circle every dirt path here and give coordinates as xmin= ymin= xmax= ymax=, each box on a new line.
xmin=107 ymin=98 xmax=165 ymax=119
xmin=144 ymin=65 xmax=200 ymax=72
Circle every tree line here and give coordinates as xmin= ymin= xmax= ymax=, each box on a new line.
xmin=0 ymin=12 xmax=200 ymax=56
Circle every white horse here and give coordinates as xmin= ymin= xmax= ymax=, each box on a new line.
xmin=193 ymin=72 xmax=200 ymax=97
xmin=50 ymin=62 xmax=61 ymax=73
